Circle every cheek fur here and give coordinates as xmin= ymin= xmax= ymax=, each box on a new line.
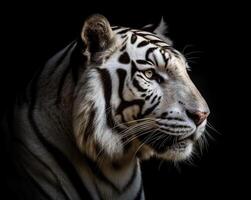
xmin=122 ymin=105 xmax=141 ymax=122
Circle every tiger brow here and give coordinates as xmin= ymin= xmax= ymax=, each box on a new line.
xmin=136 ymin=59 xmax=154 ymax=66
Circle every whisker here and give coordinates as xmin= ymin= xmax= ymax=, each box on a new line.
xmin=184 ymin=151 xmax=198 ymax=167
xmin=186 ymin=60 xmax=199 ymax=64
xmin=111 ymin=118 xmax=155 ymax=130
xmin=119 ymin=122 xmax=156 ymax=139
xmin=184 ymin=51 xmax=204 ymax=56
xmin=116 ymin=121 xmax=153 ymax=135
xmin=206 ymin=121 xmax=222 ymax=135
xmin=173 ymin=160 xmax=182 ymax=173
xmin=204 ymin=129 xmax=216 ymax=141
xmin=122 ymin=128 xmax=154 ymax=146
xmin=96 ymin=123 xmax=154 ymax=160
xmin=152 ymin=133 xmax=168 ymax=149
xmin=133 ymin=129 xmax=159 ymax=158
xmin=182 ymin=44 xmax=196 ymax=55
xmin=186 ymin=56 xmax=201 ymax=60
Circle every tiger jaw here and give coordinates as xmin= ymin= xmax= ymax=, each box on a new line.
xmin=135 ymin=132 xmax=192 ymax=159
xmin=135 ymin=122 xmax=207 ymax=161
xmin=158 ymin=140 xmax=193 ymax=161
xmin=114 ymin=114 xmax=206 ymax=161
xmin=135 ymin=135 xmax=193 ymax=161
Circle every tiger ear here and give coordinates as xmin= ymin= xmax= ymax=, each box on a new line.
xmin=81 ymin=14 xmax=116 ymax=62
xmin=142 ymin=17 xmax=173 ymax=46
xmin=153 ymin=17 xmax=173 ymax=46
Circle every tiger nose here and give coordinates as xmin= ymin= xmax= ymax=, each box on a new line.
xmin=186 ymin=110 xmax=209 ymax=126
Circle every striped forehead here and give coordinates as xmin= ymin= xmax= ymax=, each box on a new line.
xmin=112 ymin=26 xmax=185 ymax=71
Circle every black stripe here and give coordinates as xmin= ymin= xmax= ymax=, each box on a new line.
xmin=149 ymin=39 xmax=163 ymax=43
xmin=122 ymin=38 xmax=128 ymax=46
xmin=98 ymin=69 xmax=114 ymax=128
xmin=133 ymin=79 xmax=147 ymax=92
xmin=134 ymin=32 xmax=166 ymax=44
xmin=158 ymin=127 xmax=189 ymax=134
xmin=128 ymin=86 xmax=136 ymax=96
xmin=145 ymin=47 xmax=158 ymax=62
xmin=136 ymin=74 xmax=151 ymax=84
xmin=83 ymin=154 xmax=121 ymax=193
xmin=120 ymin=44 xmax=127 ymax=52
xmin=119 ymin=52 xmax=130 ymax=64
xmin=131 ymin=61 xmax=138 ymax=78
xmin=151 ymin=95 xmax=158 ymax=104
xmin=136 ymin=59 xmax=152 ymax=65
xmin=165 ymin=117 xmax=184 ymax=121
xmin=161 ymin=45 xmax=172 ymax=49
xmin=131 ymin=34 xmax=137 ymax=44
xmin=84 ymin=154 xmax=138 ymax=194
xmin=145 ymin=92 xmax=153 ymax=100
xmin=28 ymin=69 xmax=93 ymax=200
xmin=117 ymin=69 xmax=127 ymax=100
xmin=150 ymin=39 xmax=167 ymax=45
xmin=28 ymin=113 xmax=94 ymax=200
xmin=157 ymin=123 xmax=190 ymax=129
xmin=19 ymin=163 xmax=54 ymax=200
xmin=24 ymin=57 xmax=72 ymax=200
xmin=135 ymin=31 xmax=166 ymax=40
xmin=137 ymin=40 xmax=150 ymax=48
xmin=141 ymin=97 xmax=161 ymax=117
xmin=117 ymin=28 xmax=131 ymax=34
xmin=116 ymin=69 xmax=144 ymax=118
xmin=121 ymin=34 xmax=127 ymax=39
xmin=15 ymin=139 xmax=71 ymax=200
xmin=134 ymin=32 xmax=153 ymax=37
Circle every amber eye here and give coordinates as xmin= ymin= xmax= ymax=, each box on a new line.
xmin=144 ymin=69 xmax=154 ymax=79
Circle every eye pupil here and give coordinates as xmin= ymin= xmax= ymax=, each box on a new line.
xmin=143 ymin=69 xmax=163 ymax=83
xmin=145 ymin=70 xmax=153 ymax=78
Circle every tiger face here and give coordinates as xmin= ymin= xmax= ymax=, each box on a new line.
xmin=74 ymin=14 xmax=209 ymax=162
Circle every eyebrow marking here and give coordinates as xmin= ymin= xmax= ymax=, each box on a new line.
xmin=136 ymin=74 xmax=151 ymax=83
xmin=137 ymin=40 xmax=150 ymax=48
xmin=136 ymin=59 xmax=153 ymax=65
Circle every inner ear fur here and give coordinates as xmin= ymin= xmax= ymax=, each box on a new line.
xmin=81 ymin=14 xmax=116 ymax=62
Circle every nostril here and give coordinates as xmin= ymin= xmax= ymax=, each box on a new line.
xmin=161 ymin=112 xmax=168 ymax=118
xmin=186 ymin=110 xmax=209 ymax=126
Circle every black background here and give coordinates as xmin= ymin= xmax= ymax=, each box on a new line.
xmin=1 ymin=1 xmax=249 ymax=199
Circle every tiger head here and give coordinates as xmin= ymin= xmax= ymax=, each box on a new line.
xmin=73 ymin=14 xmax=209 ymax=162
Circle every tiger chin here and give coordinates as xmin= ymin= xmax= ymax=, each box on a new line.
xmin=5 ymin=14 xmax=210 ymax=200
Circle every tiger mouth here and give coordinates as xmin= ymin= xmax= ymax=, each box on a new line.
xmin=138 ymin=130 xmax=195 ymax=153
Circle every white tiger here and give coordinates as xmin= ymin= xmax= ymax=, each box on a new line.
xmin=2 ymin=14 xmax=209 ymax=200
